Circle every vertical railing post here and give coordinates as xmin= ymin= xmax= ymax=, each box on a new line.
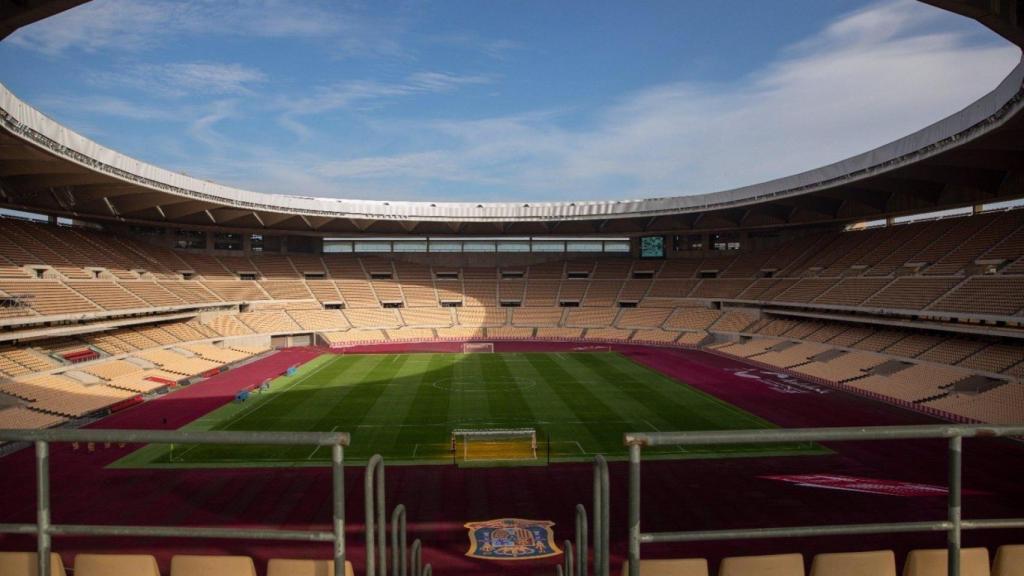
xmin=593 ymin=461 xmax=601 ymax=576
xmin=411 ymin=539 xmax=422 ymax=576
xmin=365 ymin=455 xmax=386 ymax=576
xmin=628 ymin=442 xmax=642 ymax=576
xmin=564 ymin=540 xmax=574 ymax=576
xmin=391 ymin=504 xmax=407 ymax=576
xmin=575 ymin=504 xmax=588 ymax=576
xmin=332 ymin=443 xmax=346 ymax=576
xmin=594 ymin=455 xmax=609 ymax=576
xmin=376 ymin=459 xmax=386 ymax=574
xmin=948 ymin=435 xmax=962 ymax=576
xmin=36 ymin=440 xmax=50 ymax=576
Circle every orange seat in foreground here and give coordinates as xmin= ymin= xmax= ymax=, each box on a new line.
xmin=267 ymin=558 xmax=356 ymax=576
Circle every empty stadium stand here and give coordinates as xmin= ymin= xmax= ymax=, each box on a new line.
xmin=0 ymin=206 xmax=1020 ymax=430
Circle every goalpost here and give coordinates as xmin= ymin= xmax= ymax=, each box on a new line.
xmin=451 ymin=428 xmax=537 ymax=463
xmin=462 ymin=342 xmax=494 ymax=353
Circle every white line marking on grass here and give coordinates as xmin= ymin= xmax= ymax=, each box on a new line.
xmin=307 ymin=425 xmax=339 ymax=460
xmin=169 ymin=357 xmax=338 ymax=463
xmin=644 ymin=419 xmax=687 ymax=453
xmin=217 ymin=357 xmax=338 ymax=429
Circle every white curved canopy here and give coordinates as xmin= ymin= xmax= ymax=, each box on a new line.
xmin=2 ymin=51 xmax=1022 ymax=224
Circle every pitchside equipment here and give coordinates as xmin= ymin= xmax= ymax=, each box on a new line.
xmin=462 ymin=342 xmax=494 ymax=353
xmin=451 ymin=428 xmax=537 ymax=463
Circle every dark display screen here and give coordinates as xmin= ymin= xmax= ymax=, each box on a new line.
xmin=639 ymin=235 xmax=665 ymax=259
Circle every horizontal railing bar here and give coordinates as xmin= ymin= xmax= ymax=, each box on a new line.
xmin=49 ymin=524 xmax=336 ymax=542
xmin=960 ymin=518 xmax=1024 ymax=530
xmin=626 ymin=424 xmax=1024 ymax=447
xmin=1 ymin=522 xmax=334 ymax=542
xmin=0 ymin=428 xmax=350 ymax=447
xmin=640 ymin=521 xmax=952 ymax=543
xmin=0 ymin=523 xmax=38 ymax=535
xmin=0 ymin=522 xmax=335 ymax=541
xmin=639 ymin=516 xmax=1024 ymax=544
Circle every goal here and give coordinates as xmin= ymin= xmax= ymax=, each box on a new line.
xmin=462 ymin=342 xmax=494 ymax=353
xmin=451 ymin=428 xmax=537 ymax=463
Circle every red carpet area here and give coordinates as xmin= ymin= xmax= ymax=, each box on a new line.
xmin=2 ymin=344 xmax=1022 ymax=575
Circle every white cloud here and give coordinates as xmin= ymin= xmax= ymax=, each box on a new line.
xmin=13 ymin=0 xmax=1022 ymax=204
xmin=8 ymin=0 xmax=171 ymax=55
xmin=425 ymin=33 xmax=525 ymax=60
xmin=88 ymin=62 xmax=267 ymax=98
xmin=316 ymin=151 xmax=489 ymax=184
xmin=8 ymin=0 xmax=403 ymax=57
xmin=274 ymin=71 xmax=494 ymax=139
xmin=291 ymin=0 xmax=1021 ymax=201
xmin=34 ymin=95 xmax=175 ymax=121
xmin=405 ymin=72 xmax=492 ymax=92
xmin=186 ymin=100 xmax=239 ymax=149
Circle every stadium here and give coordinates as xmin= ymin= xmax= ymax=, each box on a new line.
xmin=0 ymin=0 xmax=1023 ymax=575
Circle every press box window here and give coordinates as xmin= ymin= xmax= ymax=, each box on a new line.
xmin=214 ymin=232 xmax=242 ymax=251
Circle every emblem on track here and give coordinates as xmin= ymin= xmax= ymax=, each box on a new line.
xmin=464 ymin=518 xmax=562 ymax=560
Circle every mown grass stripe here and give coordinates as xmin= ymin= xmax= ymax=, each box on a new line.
xmin=521 ymin=353 xmax=624 ymax=454
xmin=481 ymin=353 xmax=536 ymax=427
xmin=112 ymin=351 xmax=827 ymax=469
xmin=394 ymin=354 xmax=452 ymax=460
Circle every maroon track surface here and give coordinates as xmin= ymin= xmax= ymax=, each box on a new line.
xmin=2 ymin=344 xmax=1022 ymax=575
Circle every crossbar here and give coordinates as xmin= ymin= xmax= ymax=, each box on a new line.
xmin=625 ymin=424 xmax=1024 ymax=576
xmin=0 ymin=428 xmax=350 ymax=576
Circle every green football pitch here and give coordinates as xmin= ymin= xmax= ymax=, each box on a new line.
xmin=113 ymin=352 xmax=825 ymax=468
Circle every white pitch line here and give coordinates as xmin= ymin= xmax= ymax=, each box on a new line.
xmin=644 ymin=419 xmax=687 ymax=452
xmin=307 ymin=425 xmax=339 ymax=460
xmin=169 ymin=357 xmax=338 ymax=462
xmin=216 ymin=357 xmax=338 ymax=429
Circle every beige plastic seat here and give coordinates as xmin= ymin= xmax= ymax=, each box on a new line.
xmin=75 ymin=553 xmax=160 ymax=576
xmin=903 ymin=548 xmax=990 ymax=576
xmin=267 ymin=558 xmax=356 ymax=576
xmin=994 ymin=545 xmax=1024 ymax=576
xmin=810 ymin=550 xmax=896 ymax=576
xmin=170 ymin=554 xmax=257 ymax=576
xmin=719 ymin=553 xmax=804 ymax=576
xmin=619 ymin=558 xmax=709 ymax=576
xmin=0 ymin=552 xmax=66 ymax=576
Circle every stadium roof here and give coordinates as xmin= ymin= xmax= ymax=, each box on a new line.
xmin=0 ymin=0 xmax=1022 ymax=235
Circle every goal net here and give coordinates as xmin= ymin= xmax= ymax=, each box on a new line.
xmin=462 ymin=342 xmax=494 ymax=353
xmin=451 ymin=428 xmax=537 ymax=463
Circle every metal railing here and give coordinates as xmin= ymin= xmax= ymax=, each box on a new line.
xmin=558 ymin=455 xmax=610 ymax=576
xmin=365 ymin=454 xmax=387 ymax=576
xmin=0 ymin=428 xmax=351 ymax=576
xmin=392 ymin=505 xmax=431 ymax=576
xmin=624 ymin=424 xmax=1024 ymax=576
xmin=366 ymin=454 xmax=432 ymax=576
xmin=592 ymin=455 xmax=609 ymax=576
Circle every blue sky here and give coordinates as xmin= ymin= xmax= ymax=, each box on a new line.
xmin=0 ymin=0 xmax=1020 ymax=202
